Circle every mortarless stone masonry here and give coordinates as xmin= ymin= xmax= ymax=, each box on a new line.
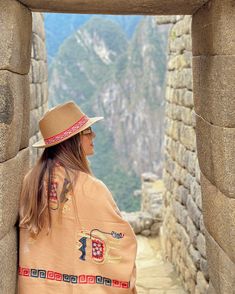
xmin=158 ymin=15 xmax=209 ymax=294
xmin=29 ymin=13 xmax=48 ymax=167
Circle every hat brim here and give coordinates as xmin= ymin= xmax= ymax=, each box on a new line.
xmin=32 ymin=116 xmax=104 ymax=148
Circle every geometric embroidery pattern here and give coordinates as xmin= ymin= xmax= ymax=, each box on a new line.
xmin=18 ymin=266 xmax=130 ymax=288
xmin=49 ymin=182 xmax=58 ymax=201
xmin=48 ymin=180 xmax=59 ymax=210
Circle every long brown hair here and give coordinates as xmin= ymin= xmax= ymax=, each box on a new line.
xmin=19 ymin=132 xmax=92 ymax=237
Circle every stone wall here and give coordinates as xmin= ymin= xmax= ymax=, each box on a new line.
xmin=0 ymin=1 xmax=31 ymax=293
xmin=192 ymin=1 xmax=235 ymax=292
xmin=0 ymin=3 xmax=47 ymax=293
xmin=122 ymin=173 xmax=164 ymax=237
xmin=29 ymin=13 xmax=48 ymax=166
xmin=159 ymin=16 xmax=209 ymax=293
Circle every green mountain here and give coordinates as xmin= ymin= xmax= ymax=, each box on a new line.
xmin=48 ymin=16 xmax=169 ymax=211
xmin=49 ymin=17 xmax=128 ymax=111
xmin=44 ymin=13 xmax=143 ymax=63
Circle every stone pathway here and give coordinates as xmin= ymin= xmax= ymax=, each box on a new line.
xmin=136 ymin=235 xmax=186 ymax=294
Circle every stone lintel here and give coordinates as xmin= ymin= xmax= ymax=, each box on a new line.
xmin=18 ymin=0 xmax=208 ymax=15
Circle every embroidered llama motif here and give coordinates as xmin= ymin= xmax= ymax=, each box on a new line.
xmin=49 ymin=181 xmax=59 ymax=210
xmin=46 ymin=176 xmax=71 ymax=211
xmin=60 ymin=178 xmax=71 ymax=203
xmin=77 ymin=229 xmax=124 ymax=264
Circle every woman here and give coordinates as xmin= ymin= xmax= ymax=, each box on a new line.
xmin=18 ymin=101 xmax=137 ymax=294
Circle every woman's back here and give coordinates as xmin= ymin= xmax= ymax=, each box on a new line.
xmin=18 ymin=164 xmax=137 ymax=294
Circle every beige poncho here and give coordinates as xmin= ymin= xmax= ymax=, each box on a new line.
xmin=18 ymin=165 xmax=137 ymax=293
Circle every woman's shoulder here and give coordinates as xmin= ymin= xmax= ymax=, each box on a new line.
xmin=78 ymin=171 xmax=109 ymax=194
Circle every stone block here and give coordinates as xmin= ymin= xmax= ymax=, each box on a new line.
xmin=183 ymin=150 xmax=196 ymax=176
xmin=165 ymin=86 xmax=173 ymax=103
xmin=0 ymin=229 xmax=17 ymax=294
xmin=175 ymin=185 xmax=188 ymax=205
xmin=18 ymin=0 xmax=208 ymax=15
xmin=0 ymin=0 xmax=32 ymax=74
xmin=185 ymin=278 xmax=196 ymax=293
xmin=181 ymin=171 xmax=193 ymax=190
xmin=201 ymin=174 xmax=235 ymax=263
xmin=186 ymin=216 xmax=198 ymax=247
xmin=37 ymin=82 xmax=48 ymax=109
xmin=156 ymin=15 xmax=177 ymax=25
xmin=182 ymin=90 xmax=193 ymax=108
xmin=150 ymin=222 xmax=161 ymax=236
xmin=164 ymin=151 xmax=174 ymax=174
xmin=175 ymin=222 xmax=190 ymax=249
xmin=29 ymin=134 xmax=39 ymax=167
xmin=193 ymin=55 xmax=235 ymax=127
xmin=32 ymin=34 xmax=47 ymax=61
xmin=169 ymin=34 xmax=186 ymax=54
xmin=207 ymin=281 xmax=217 ymax=294
xmin=199 ymin=215 xmax=205 ymax=235
xmin=0 ymin=71 xmax=30 ymax=162
xmin=29 ymin=131 xmax=43 ymax=167
xmin=171 ymin=15 xmax=191 ymax=37
xmin=163 ymin=170 xmax=175 ymax=193
xmin=194 ymin=193 xmax=201 ymax=210
xmin=41 ymin=82 xmax=48 ymax=104
xmin=180 ymin=124 xmax=196 ymax=151
xmin=39 ymin=61 xmax=48 ymax=83
xmin=184 ymin=250 xmax=197 ymax=279
xmin=183 ymin=34 xmax=192 ymax=52
xmin=168 ymin=52 xmax=192 ymax=71
xmin=173 ymin=200 xmax=188 ymax=226
xmin=29 ymin=103 xmax=48 ymax=138
xmin=141 ymin=229 xmax=151 ymax=237
xmin=190 ymin=180 xmax=201 ymax=202
xmin=0 ymin=148 xmax=29 ymax=239
xmin=205 ymin=229 xmax=235 ymax=293
xmin=186 ymin=196 xmax=201 ymax=229
xmin=195 ymin=158 xmax=200 ymax=183
xmin=181 ymin=107 xmax=193 ymax=126
xmin=32 ymin=13 xmax=45 ymax=41
xmin=31 ymin=59 xmax=39 ymax=83
xmin=196 ymin=271 xmax=209 ymax=293
xmin=200 ymin=256 xmax=209 ymax=281
xmin=166 ymin=118 xmax=182 ymax=141
xmin=189 ymin=244 xmax=201 ymax=269
xmin=28 ymin=62 xmax=33 ymax=84
xmin=197 ymin=232 xmax=206 ymax=258
xmin=176 ymin=142 xmax=187 ymax=168
xmin=196 ymin=114 xmax=235 ymax=198
xmin=167 ymin=68 xmax=192 ymax=90
xmin=192 ymin=0 xmax=235 ymax=56
xmin=30 ymin=83 xmax=37 ymax=110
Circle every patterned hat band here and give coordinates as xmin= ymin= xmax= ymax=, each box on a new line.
xmin=44 ymin=115 xmax=89 ymax=145
xmin=32 ymin=101 xmax=103 ymax=148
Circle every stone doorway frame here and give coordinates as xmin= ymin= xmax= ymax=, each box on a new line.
xmin=0 ymin=0 xmax=234 ymax=293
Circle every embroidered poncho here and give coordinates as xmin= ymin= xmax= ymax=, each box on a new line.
xmin=18 ymin=166 xmax=137 ymax=293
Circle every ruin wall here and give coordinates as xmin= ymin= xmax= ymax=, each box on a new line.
xmin=159 ymin=15 xmax=209 ymax=294
xmin=0 ymin=4 xmax=47 ymax=293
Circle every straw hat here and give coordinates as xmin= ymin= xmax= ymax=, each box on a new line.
xmin=32 ymin=101 xmax=103 ymax=148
